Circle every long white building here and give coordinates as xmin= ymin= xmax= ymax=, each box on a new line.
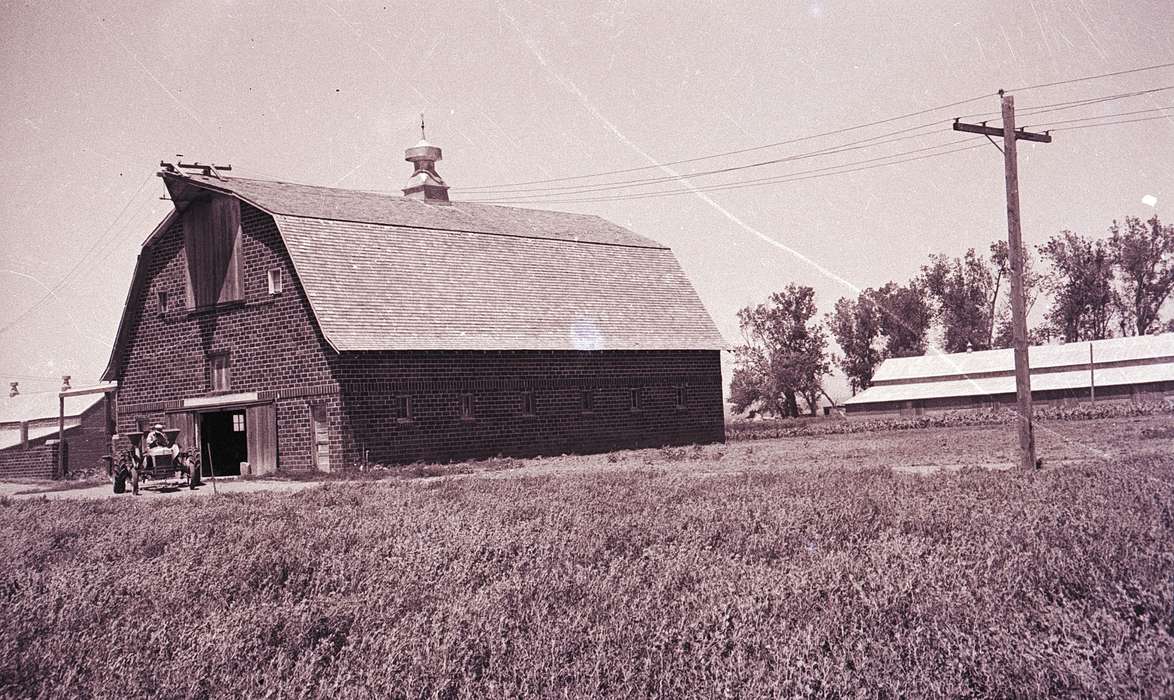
xmin=843 ymin=333 xmax=1174 ymax=416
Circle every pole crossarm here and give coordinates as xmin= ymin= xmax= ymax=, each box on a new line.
xmin=953 ymin=120 xmax=1053 ymax=143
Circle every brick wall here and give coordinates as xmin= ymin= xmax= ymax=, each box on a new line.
xmin=336 ymin=350 xmax=724 ymax=466
xmin=66 ymin=398 xmax=115 ymax=475
xmin=0 ymin=441 xmax=59 ymax=480
xmin=111 ymin=201 xmax=724 ymax=472
xmin=112 ymin=202 xmax=337 ymax=468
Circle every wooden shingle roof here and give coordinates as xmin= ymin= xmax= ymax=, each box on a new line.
xmin=173 ymin=174 xmax=661 ymax=248
xmin=155 ymin=174 xmax=725 ymax=352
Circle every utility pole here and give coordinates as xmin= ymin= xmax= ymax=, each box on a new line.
xmin=954 ymin=92 xmax=1050 ymax=470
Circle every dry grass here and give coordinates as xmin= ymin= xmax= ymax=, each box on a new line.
xmin=1 ymin=417 xmax=1172 ymax=698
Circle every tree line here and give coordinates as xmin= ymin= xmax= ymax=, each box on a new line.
xmin=731 ymin=215 xmax=1174 ymax=417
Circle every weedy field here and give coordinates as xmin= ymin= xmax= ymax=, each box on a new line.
xmin=1 ymin=416 xmax=1172 ymax=698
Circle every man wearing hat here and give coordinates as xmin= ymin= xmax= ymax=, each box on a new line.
xmin=145 ymin=423 xmax=169 ymax=450
xmin=144 ymin=423 xmax=180 ymax=472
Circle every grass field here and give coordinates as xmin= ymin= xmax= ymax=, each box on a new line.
xmin=1 ymin=415 xmax=1172 ymax=698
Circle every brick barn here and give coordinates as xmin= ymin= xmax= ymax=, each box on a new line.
xmin=842 ymin=333 xmax=1174 ymax=416
xmin=102 ymin=142 xmax=725 ymax=475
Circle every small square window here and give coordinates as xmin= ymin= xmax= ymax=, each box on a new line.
xmin=209 ymin=353 xmax=230 ymax=393
xmin=268 ymin=269 xmax=283 ymax=295
xmin=396 ymin=395 xmax=413 ymax=423
xmin=675 ymin=385 xmax=688 ymax=409
xmin=459 ymin=393 xmax=475 ymax=421
xmin=580 ymin=389 xmax=595 ymax=413
xmin=521 ymin=391 xmax=536 ymax=416
xmin=158 ymin=291 xmax=168 ymax=313
xmin=629 ymin=387 xmax=642 ymax=412
xmin=232 ymin=414 xmax=246 ymax=432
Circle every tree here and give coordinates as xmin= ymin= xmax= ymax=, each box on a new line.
xmin=1038 ymin=231 xmax=1116 ymax=342
xmin=870 ymin=281 xmax=932 ymax=357
xmin=920 ymin=249 xmax=997 ymax=353
xmin=1108 ymin=215 xmax=1174 ymax=336
xmin=827 ymin=295 xmax=882 ymax=395
xmin=827 ymin=282 xmax=930 ymax=395
xmin=731 ymin=285 xmax=832 ymax=417
xmin=988 ymin=240 xmax=1042 ymax=349
xmin=920 ymin=244 xmax=1043 ymax=353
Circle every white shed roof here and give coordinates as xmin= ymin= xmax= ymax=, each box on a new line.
xmin=846 ymin=333 xmax=1174 ymax=406
xmin=845 ymin=361 xmax=1174 ymax=405
xmin=871 ymin=333 xmax=1174 ymax=384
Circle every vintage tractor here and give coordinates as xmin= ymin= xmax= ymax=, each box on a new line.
xmin=108 ymin=428 xmax=202 ymax=495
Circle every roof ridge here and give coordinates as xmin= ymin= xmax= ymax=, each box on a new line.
xmin=272 ymin=212 xmax=669 ymax=250
xmin=216 ymin=174 xmax=608 ymax=218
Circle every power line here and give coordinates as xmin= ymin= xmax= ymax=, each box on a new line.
xmin=0 ymin=173 xmax=156 ymax=335
xmin=470 ymin=140 xmax=986 ymax=206
xmin=467 ymin=136 xmax=979 ymax=203
xmin=465 ymin=87 xmax=1171 ymax=204
xmin=461 ymin=88 xmax=1171 ymax=199
xmin=462 ymin=82 xmax=1174 ymax=196
xmin=465 ymin=121 xmax=951 ymax=197
xmin=454 ymin=92 xmax=995 ymax=191
xmin=961 ymin=85 xmax=1174 ymax=121
xmin=1029 ymin=105 xmax=1173 ymax=128
xmin=1007 ymin=61 xmax=1174 ymax=93
xmin=1051 ymin=114 xmax=1174 ymax=132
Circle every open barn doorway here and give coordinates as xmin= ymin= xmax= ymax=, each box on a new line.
xmin=199 ymin=409 xmax=247 ymax=477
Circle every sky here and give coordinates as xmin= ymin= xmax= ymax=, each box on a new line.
xmin=1 ymin=0 xmax=1172 ymax=401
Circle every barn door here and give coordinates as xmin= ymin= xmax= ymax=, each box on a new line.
xmin=310 ymin=404 xmax=331 ymax=472
xmin=246 ymin=403 xmax=278 ymax=475
xmin=170 ymin=411 xmax=199 ymax=455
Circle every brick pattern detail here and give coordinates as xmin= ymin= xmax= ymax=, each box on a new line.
xmin=335 ymin=350 xmax=724 ymax=465
xmin=0 ymin=399 xmax=113 ymax=480
xmin=113 ymin=203 xmax=337 ymax=464
xmin=0 ymin=442 xmax=59 ymax=480
xmin=112 ymin=204 xmax=725 ymax=471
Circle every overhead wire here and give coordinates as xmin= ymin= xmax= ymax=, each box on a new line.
xmin=0 ymin=172 xmax=157 ymax=335
xmin=960 ymin=85 xmax=1174 ymax=121
xmin=463 ymin=83 xmax=1174 ymax=198
xmin=464 ymin=121 xmax=952 ymax=197
xmin=466 ymin=86 xmax=1173 ymax=202
xmin=453 ymin=92 xmax=996 ymax=191
xmin=1050 ymin=114 xmax=1174 ymax=132
xmin=458 ymin=62 xmax=1174 ymax=193
xmin=465 ymin=137 xmax=979 ymax=203
xmin=1028 ymin=105 xmax=1173 ymax=128
xmin=470 ymin=140 xmax=987 ymax=206
xmin=1006 ymin=61 xmax=1174 ymax=93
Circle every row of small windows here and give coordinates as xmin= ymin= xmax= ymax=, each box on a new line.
xmin=203 ymin=353 xmax=691 ymax=416
xmin=393 ymin=387 xmax=689 ymax=422
xmin=201 ymin=353 xmax=689 ymax=417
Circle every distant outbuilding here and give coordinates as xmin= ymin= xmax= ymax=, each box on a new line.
xmin=0 ymin=382 xmax=116 ymax=479
xmin=843 ymin=333 xmax=1174 ymax=416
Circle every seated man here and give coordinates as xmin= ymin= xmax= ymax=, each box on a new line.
xmin=144 ymin=423 xmax=180 ymax=470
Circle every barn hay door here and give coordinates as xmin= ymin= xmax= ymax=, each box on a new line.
xmin=246 ymin=403 xmax=278 ymax=475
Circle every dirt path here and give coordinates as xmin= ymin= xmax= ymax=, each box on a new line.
xmin=0 ymin=477 xmax=324 ymax=501
xmin=5 ymin=414 xmax=1169 ymax=499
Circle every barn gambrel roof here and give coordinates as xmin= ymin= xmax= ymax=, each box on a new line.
xmin=104 ymin=172 xmax=724 ymax=378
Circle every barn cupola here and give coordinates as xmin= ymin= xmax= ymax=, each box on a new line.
xmin=401 ymin=117 xmax=450 ymax=202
